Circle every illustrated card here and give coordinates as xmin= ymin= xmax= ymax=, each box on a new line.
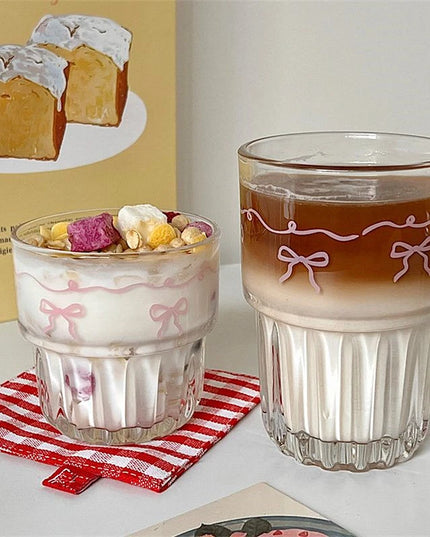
xmin=131 ymin=482 xmax=356 ymax=537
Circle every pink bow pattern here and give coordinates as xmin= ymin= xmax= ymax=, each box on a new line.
xmin=149 ymin=297 xmax=189 ymax=338
xmin=277 ymin=245 xmax=329 ymax=293
xmin=390 ymin=236 xmax=430 ymax=282
xmin=40 ymin=299 xmax=85 ymax=340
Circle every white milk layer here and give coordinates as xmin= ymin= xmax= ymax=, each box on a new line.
xmin=243 ymin=264 xmax=430 ymax=331
xmin=14 ymin=247 xmax=219 ymax=354
xmin=246 ymin=266 xmax=430 ymax=443
xmin=258 ymin=311 xmax=430 ymax=443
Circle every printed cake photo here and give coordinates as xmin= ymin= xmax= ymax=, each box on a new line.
xmin=29 ymin=14 xmax=132 ymax=126
xmin=0 ymin=44 xmax=68 ymax=160
xmin=0 ymin=14 xmax=133 ymax=161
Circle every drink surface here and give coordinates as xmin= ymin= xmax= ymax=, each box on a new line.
xmin=240 ymin=173 xmax=430 ymax=329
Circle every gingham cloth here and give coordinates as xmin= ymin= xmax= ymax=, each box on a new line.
xmin=0 ymin=369 xmax=260 ymax=494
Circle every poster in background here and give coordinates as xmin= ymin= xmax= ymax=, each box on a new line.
xmin=0 ymin=0 xmax=176 ymax=321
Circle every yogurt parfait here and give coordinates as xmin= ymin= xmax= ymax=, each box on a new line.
xmin=12 ymin=205 xmax=220 ymax=444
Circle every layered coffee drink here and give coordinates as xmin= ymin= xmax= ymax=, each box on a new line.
xmin=239 ymin=132 xmax=430 ymax=471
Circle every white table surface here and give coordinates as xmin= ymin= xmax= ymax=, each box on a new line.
xmin=0 ymin=263 xmax=429 ymax=537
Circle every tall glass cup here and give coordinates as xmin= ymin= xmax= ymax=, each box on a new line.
xmin=239 ymin=132 xmax=430 ymax=470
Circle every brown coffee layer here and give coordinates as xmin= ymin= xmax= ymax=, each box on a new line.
xmin=241 ymin=179 xmax=430 ymax=286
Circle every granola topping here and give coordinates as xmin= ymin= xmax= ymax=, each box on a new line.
xmin=25 ymin=204 xmax=213 ymax=253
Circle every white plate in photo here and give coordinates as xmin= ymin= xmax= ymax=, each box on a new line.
xmin=0 ymin=91 xmax=146 ymax=174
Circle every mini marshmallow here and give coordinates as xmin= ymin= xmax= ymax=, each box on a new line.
xmin=117 ymin=204 xmax=167 ymax=242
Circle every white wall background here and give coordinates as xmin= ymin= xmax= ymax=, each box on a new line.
xmin=176 ymin=0 xmax=430 ymax=264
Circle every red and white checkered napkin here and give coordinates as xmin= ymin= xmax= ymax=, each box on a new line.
xmin=0 ymin=369 xmax=260 ymax=494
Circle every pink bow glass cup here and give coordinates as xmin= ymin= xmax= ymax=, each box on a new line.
xmin=12 ymin=209 xmax=220 ymax=445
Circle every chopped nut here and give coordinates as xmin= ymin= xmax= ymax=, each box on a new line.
xmin=126 ymin=229 xmax=143 ymax=250
xmin=171 ymin=214 xmax=189 ymax=232
xmin=136 ymin=244 xmax=153 ymax=252
xmin=102 ymin=243 xmax=117 ymax=252
xmin=187 ymin=220 xmax=212 ymax=237
xmin=154 ymin=244 xmax=169 ymax=252
xmin=169 ymin=237 xmax=185 ymax=248
xmin=35 ymin=235 xmax=45 ymax=247
xmin=115 ymin=243 xmax=124 ymax=253
xmin=181 ymin=226 xmax=206 ymax=245
xmin=46 ymin=240 xmax=67 ymax=250
xmin=39 ymin=225 xmax=51 ymax=241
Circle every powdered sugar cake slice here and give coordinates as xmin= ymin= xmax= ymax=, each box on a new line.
xmin=0 ymin=44 xmax=68 ymax=160
xmin=29 ymin=14 xmax=132 ymax=126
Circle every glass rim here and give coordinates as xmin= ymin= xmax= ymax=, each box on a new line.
xmin=237 ymin=131 xmax=430 ymax=172
xmin=11 ymin=207 xmax=221 ymax=258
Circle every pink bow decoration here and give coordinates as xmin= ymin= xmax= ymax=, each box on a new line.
xmin=40 ymin=299 xmax=85 ymax=340
xmin=390 ymin=236 xmax=430 ymax=282
xmin=277 ymin=245 xmax=329 ymax=293
xmin=149 ymin=297 xmax=189 ymax=338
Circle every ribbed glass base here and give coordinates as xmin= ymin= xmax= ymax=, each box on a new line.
xmin=257 ymin=312 xmax=430 ymax=470
xmin=35 ymin=338 xmax=205 ymax=445
xmin=44 ymin=409 xmax=196 ymax=446
xmin=267 ymin=416 xmax=428 ymax=471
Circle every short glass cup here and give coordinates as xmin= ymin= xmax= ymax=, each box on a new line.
xmin=239 ymin=132 xmax=430 ymax=471
xmin=11 ymin=209 xmax=220 ymax=445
